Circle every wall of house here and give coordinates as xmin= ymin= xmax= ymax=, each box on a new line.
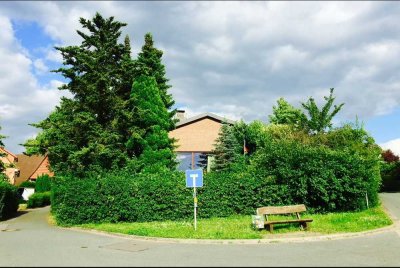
xmin=168 ymin=117 xmax=222 ymax=152
xmin=0 ymin=150 xmax=16 ymax=166
xmin=4 ymin=168 xmax=18 ymax=185
xmin=0 ymin=148 xmax=18 ymax=184
xmin=30 ymin=157 xmax=54 ymax=179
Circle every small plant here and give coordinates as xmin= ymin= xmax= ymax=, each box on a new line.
xmin=19 ymin=181 xmax=36 ymax=188
xmin=35 ymin=174 xmax=52 ymax=193
xmin=0 ymin=181 xmax=19 ymax=220
xmin=27 ymin=192 xmax=51 ymax=208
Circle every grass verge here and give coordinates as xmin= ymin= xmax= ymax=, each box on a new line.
xmin=74 ymin=205 xmax=393 ymax=240
xmin=18 ymin=204 xmax=27 ymax=211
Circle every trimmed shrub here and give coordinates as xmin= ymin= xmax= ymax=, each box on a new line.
xmin=51 ymin=123 xmax=382 ymax=224
xmin=197 ymin=169 xmax=290 ymax=218
xmin=27 ymin=192 xmax=51 ymax=208
xmin=19 ymin=181 xmax=36 ymax=188
xmin=35 ymin=174 xmax=52 ymax=193
xmin=0 ymin=181 xmax=19 ymax=220
xmin=51 ymin=167 xmax=291 ymax=225
xmin=251 ymin=139 xmax=380 ymax=212
xmin=380 ymin=161 xmax=400 ymax=192
xmin=51 ymin=169 xmax=193 ymax=225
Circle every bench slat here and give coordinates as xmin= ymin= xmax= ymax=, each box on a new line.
xmin=256 ymin=204 xmax=307 ymax=215
xmin=265 ymin=219 xmax=313 ymax=225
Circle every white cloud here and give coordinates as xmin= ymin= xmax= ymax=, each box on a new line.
xmin=268 ymin=45 xmax=309 ymax=72
xmin=380 ymin=139 xmax=400 ymax=157
xmin=45 ymin=48 xmax=63 ymax=63
xmin=0 ymin=15 xmax=68 ymax=153
xmin=33 ymin=59 xmax=49 ymax=74
xmin=0 ymin=1 xmax=399 ymax=151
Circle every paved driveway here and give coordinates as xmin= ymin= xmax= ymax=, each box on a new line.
xmin=1 ymin=193 xmax=400 ymax=267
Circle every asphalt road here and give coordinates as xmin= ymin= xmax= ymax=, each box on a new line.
xmin=1 ymin=193 xmax=400 ymax=267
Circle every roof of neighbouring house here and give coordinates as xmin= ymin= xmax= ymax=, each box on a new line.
xmin=15 ymin=154 xmax=47 ymax=185
xmin=175 ymin=112 xmax=235 ymax=128
xmin=0 ymin=147 xmax=18 ymax=162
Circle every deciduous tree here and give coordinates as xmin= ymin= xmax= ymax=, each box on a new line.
xmin=301 ymin=88 xmax=344 ymax=134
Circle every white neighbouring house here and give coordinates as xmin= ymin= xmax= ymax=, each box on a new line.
xmin=380 ymin=138 xmax=400 ymax=157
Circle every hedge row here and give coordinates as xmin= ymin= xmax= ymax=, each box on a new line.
xmin=27 ymin=192 xmax=51 ymax=208
xmin=35 ymin=175 xmax=52 ymax=193
xmin=19 ymin=181 xmax=36 ymax=188
xmin=51 ymin=170 xmax=193 ymax=225
xmin=51 ymin=133 xmax=381 ymax=225
xmin=52 ymin=144 xmax=379 ymax=225
xmin=250 ymin=139 xmax=380 ymax=212
xmin=52 ymin=169 xmax=280 ymax=225
xmin=0 ymin=181 xmax=19 ymax=220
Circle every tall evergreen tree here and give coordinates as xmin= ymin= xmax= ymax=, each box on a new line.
xmin=25 ymin=13 xmax=179 ymax=175
xmin=25 ymin=13 xmax=137 ymax=175
xmin=133 ymin=33 xmax=176 ymax=130
xmin=126 ymin=75 xmax=177 ymax=171
xmin=212 ymin=122 xmax=242 ymax=171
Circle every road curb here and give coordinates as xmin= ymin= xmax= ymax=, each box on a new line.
xmin=65 ymin=221 xmax=397 ymax=245
xmin=59 ymin=199 xmax=400 ymax=245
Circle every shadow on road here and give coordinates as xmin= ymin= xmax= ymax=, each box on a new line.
xmin=1 ymin=210 xmax=29 ymax=222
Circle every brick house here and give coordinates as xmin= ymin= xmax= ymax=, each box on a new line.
xmin=0 ymin=147 xmax=19 ymax=185
xmin=0 ymin=147 xmax=54 ymax=186
xmin=2 ymin=111 xmax=233 ymax=180
xmin=168 ymin=110 xmax=235 ymax=171
xmin=15 ymin=154 xmax=54 ymax=186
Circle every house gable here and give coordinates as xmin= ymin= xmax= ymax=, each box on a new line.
xmin=169 ymin=115 xmax=233 ymax=152
xmin=0 ymin=147 xmax=18 ymax=165
xmin=15 ymin=154 xmax=53 ymax=186
xmin=30 ymin=156 xmax=54 ymax=179
xmin=0 ymin=147 xmax=19 ymax=185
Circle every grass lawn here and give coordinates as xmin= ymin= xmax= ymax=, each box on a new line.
xmin=74 ymin=206 xmax=393 ymax=240
xmin=18 ymin=204 xmax=27 ymax=211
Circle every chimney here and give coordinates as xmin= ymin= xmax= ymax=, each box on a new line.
xmin=176 ymin=109 xmax=185 ymax=121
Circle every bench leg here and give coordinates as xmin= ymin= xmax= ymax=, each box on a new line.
xmin=300 ymin=222 xmax=309 ymax=231
xmin=266 ymin=224 xmax=274 ymax=233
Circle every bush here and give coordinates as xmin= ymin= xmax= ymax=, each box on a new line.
xmin=51 ymin=122 xmax=382 ymax=224
xmin=0 ymin=181 xmax=19 ymax=220
xmin=197 ymin=168 xmax=290 ymax=218
xmin=27 ymin=192 xmax=51 ymax=208
xmin=52 ymin=139 xmax=381 ymax=224
xmin=52 ymin=165 xmax=296 ymax=225
xmin=35 ymin=174 xmax=52 ymax=193
xmin=19 ymin=181 xmax=36 ymax=188
xmin=251 ymin=139 xmax=380 ymax=212
xmin=51 ymin=169 xmax=193 ymax=225
xmin=380 ymin=161 xmax=400 ymax=192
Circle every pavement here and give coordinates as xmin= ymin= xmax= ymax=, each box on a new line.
xmin=1 ymin=193 xmax=400 ymax=267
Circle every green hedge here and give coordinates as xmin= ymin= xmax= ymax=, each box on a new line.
xmin=52 ymin=169 xmax=273 ymax=225
xmin=51 ymin=169 xmax=193 ymax=225
xmin=51 ymin=134 xmax=381 ymax=224
xmin=251 ymin=139 xmax=380 ymax=212
xmin=380 ymin=162 xmax=400 ymax=192
xmin=35 ymin=174 xmax=52 ymax=193
xmin=19 ymin=181 xmax=36 ymax=188
xmin=27 ymin=192 xmax=51 ymax=208
xmin=0 ymin=181 xmax=19 ymax=220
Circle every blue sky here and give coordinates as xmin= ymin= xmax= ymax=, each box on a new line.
xmin=0 ymin=1 xmax=399 ymax=155
xmin=12 ymin=20 xmax=63 ymax=86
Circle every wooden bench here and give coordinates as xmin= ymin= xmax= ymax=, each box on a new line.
xmin=255 ymin=204 xmax=313 ymax=232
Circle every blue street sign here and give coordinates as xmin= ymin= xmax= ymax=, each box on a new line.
xmin=185 ymin=169 xmax=203 ymax=188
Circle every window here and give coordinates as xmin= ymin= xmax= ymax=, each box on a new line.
xmin=176 ymin=152 xmax=213 ymax=172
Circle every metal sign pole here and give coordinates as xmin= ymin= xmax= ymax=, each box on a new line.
xmin=194 ymin=185 xmax=197 ymax=231
xmin=186 ymin=169 xmax=202 ymax=231
xmin=193 ymin=175 xmax=197 ymax=231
